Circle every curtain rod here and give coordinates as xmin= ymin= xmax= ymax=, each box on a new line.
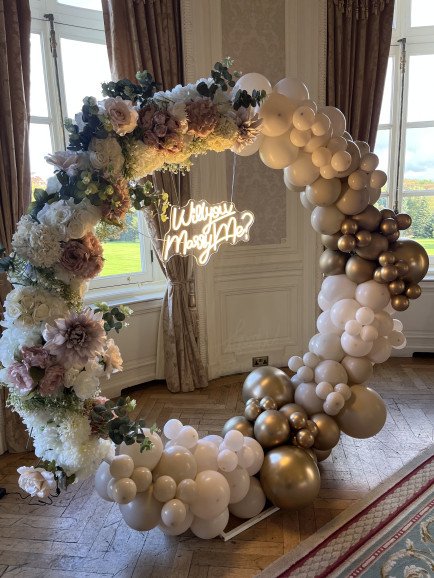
xmin=32 ymin=16 xmax=104 ymax=33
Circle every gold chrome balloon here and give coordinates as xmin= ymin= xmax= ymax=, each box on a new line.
xmin=391 ymin=294 xmax=410 ymax=311
xmin=314 ymin=448 xmax=332 ymax=462
xmin=356 ymin=233 xmax=389 ymax=260
xmin=380 ymin=208 xmax=396 ymax=220
xmin=296 ymin=429 xmax=315 ymax=448
xmin=289 ymin=411 xmax=307 ymax=430
xmin=260 ymin=446 xmax=321 ymax=509
xmin=395 ymin=259 xmax=409 ymax=277
xmin=306 ymin=419 xmax=319 ymax=437
xmin=280 ymin=403 xmax=307 ymax=420
xmin=305 ymin=448 xmax=318 ymax=462
xmin=345 ymin=255 xmax=376 ymax=284
xmin=253 ymin=410 xmax=290 ymax=449
xmin=338 ymin=234 xmax=356 ymax=253
xmin=373 ymin=267 xmax=386 ymax=283
xmin=380 ymin=218 xmax=398 ymax=236
xmin=319 ymin=249 xmax=348 ymax=276
xmin=405 ymin=284 xmax=422 ymax=300
xmin=395 ymin=213 xmax=412 ymax=230
xmin=341 ymin=218 xmax=358 ymax=235
xmin=380 ymin=264 xmax=398 ymax=282
xmin=260 ymin=396 xmax=277 ymax=411
xmin=242 ymin=367 xmax=294 ymax=408
xmin=352 ymin=204 xmax=382 ymax=231
xmin=387 ymin=231 xmax=400 ymax=243
xmin=222 ymin=416 xmax=254 ymax=438
xmin=390 ymin=239 xmax=429 ymax=284
xmin=355 ymin=229 xmax=371 ymax=247
xmin=310 ymin=413 xmax=341 ymax=451
xmin=388 ymin=279 xmax=405 ymax=295
xmin=378 ymin=251 xmax=396 ymax=266
xmin=244 ymin=401 xmax=262 ymax=422
xmin=335 ymin=385 xmax=386 ymax=439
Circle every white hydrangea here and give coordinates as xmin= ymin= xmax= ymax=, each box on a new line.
xmin=37 ymin=198 xmax=101 ymax=241
xmin=2 ymin=286 xmax=68 ymax=329
xmin=65 ymin=367 xmax=101 ymax=400
xmin=0 ymin=325 xmax=42 ymax=368
xmin=12 ymin=215 xmax=62 ymax=268
xmin=88 ymin=137 xmax=124 ymax=175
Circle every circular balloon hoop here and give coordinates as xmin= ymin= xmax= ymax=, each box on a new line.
xmin=1 ymin=59 xmax=428 ymax=538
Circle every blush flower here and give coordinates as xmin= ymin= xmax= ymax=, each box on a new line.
xmin=103 ymin=96 xmax=138 ymax=136
xmin=102 ymin=338 xmax=122 ymax=377
xmin=39 ymin=365 xmax=65 ymax=397
xmin=43 ymin=308 xmax=106 ymax=369
xmin=21 ymin=346 xmax=51 ymax=369
xmin=7 ymin=362 xmax=35 ymax=395
xmin=139 ymin=104 xmax=183 ymax=153
xmin=17 ymin=466 xmax=56 ymax=498
xmin=59 ymin=232 xmax=103 ymax=280
xmin=186 ymin=98 xmax=219 ymax=138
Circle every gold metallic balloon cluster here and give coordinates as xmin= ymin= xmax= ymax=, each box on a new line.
xmin=321 ymin=205 xmax=428 ymax=311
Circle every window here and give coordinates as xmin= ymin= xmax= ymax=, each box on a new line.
xmin=377 ymin=0 xmax=434 ymax=271
xmin=29 ymin=0 xmax=163 ymax=298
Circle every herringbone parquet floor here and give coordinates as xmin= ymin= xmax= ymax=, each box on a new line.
xmin=0 ymin=357 xmax=433 ymax=577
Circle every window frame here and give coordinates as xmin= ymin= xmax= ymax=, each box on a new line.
xmin=29 ymin=0 xmax=166 ymax=301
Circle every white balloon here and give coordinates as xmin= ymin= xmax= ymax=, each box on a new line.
xmin=355 ymin=140 xmax=370 ymax=156
xmin=131 ymin=467 xmax=152 ymax=492
xmin=259 ymin=133 xmax=299 ymax=169
xmin=224 ymin=430 xmax=245 ymax=452
xmin=284 ymin=168 xmax=305 ymax=191
xmin=160 ymin=509 xmax=193 ymax=536
xmin=300 ymin=191 xmax=314 ymax=211
xmin=120 ymin=429 xmax=163 ymax=470
xmin=242 ymin=437 xmax=264 ymax=475
xmin=176 ymin=479 xmax=197 ymax=504
xmin=348 ymin=170 xmax=369 ymax=190
xmin=304 ymin=127 xmax=333 ymax=153
xmin=111 ymin=478 xmax=137 ymax=505
xmin=360 ymin=153 xmax=379 ymax=172
xmin=321 ymin=274 xmax=357 ymax=303
xmin=317 ymin=310 xmax=342 ymax=334
xmin=273 ymin=77 xmax=309 ymax=100
xmin=110 ymin=455 xmax=134 ymax=480
xmin=94 ymin=462 xmax=114 ymax=501
xmin=153 ymin=475 xmax=177 ymax=502
xmin=314 ymin=360 xmax=348 ymax=385
xmin=193 ymin=440 xmax=218 ymax=472
xmin=161 ymin=498 xmax=187 ymax=527
xmin=221 ymin=466 xmax=250 ymax=504
xmin=290 ymin=127 xmax=311 ymax=147
xmin=163 ymin=419 xmax=183 ymax=440
xmin=367 ymin=336 xmax=392 ymax=364
xmin=229 ymin=477 xmax=266 ymax=519
xmin=259 ymin=93 xmax=295 ymax=137
xmin=356 ymin=281 xmax=390 ymax=312
xmin=345 ymin=319 xmax=362 ymax=336
xmin=320 ymin=164 xmax=338 ymax=180
xmin=301 ymin=99 xmax=317 ymax=113
xmin=297 ymin=365 xmax=314 ymax=382
xmin=311 ymin=112 xmax=331 ymax=136
xmin=236 ymin=445 xmax=254 ymax=469
xmin=316 ymin=381 xmax=334 ymax=400
xmin=393 ymin=318 xmax=404 ymax=332
xmin=175 ymin=425 xmax=199 ymax=449
xmin=318 ymin=291 xmax=332 ymax=312
xmin=327 ymin=136 xmax=347 ymax=154
xmin=120 ymin=486 xmax=162 ymax=531
xmin=234 ymin=133 xmax=264 ymax=157
xmin=293 ymin=106 xmax=316 ymax=130
xmin=287 ymin=152 xmax=320 ymax=186
xmin=303 ymin=352 xmax=321 ymax=368
xmin=310 ymin=332 xmax=345 ymax=362
xmin=341 ymin=332 xmax=373 ymax=357
xmin=319 ymin=106 xmax=346 ymax=137
xmin=356 ymin=306 xmax=375 ymax=326
xmin=107 ymin=478 xmax=116 ymax=500
xmin=311 ymin=146 xmax=332 ymax=168
xmin=389 ymin=331 xmax=406 ymax=349
xmin=190 ymin=471 xmax=230 ymax=520
xmin=370 ymin=169 xmax=387 ymax=189
xmin=331 ymin=150 xmax=352 ymax=172
xmin=360 ymin=325 xmax=379 ymax=342
xmin=191 ymin=508 xmax=229 ymax=540
xmin=235 ymin=72 xmax=272 ymax=95
xmin=306 ymin=176 xmax=341 ymax=207
xmin=288 ymin=355 xmax=304 ymax=372
xmin=330 ymin=299 xmax=360 ymax=330
xmin=375 ymin=310 xmax=394 ymax=337
xmin=202 ymin=435 xmax=223 ymax=447
xmin=217 ymin=449 xmax=238 ymax=473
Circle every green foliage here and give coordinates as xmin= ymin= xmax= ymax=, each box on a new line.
xmin=28 ymin=188 xmax=59 ymax=220
xmin=232 ymin=88 xmax=267 ymax=111
xmin=402 ymin=196 xmax=434 ymax=238
xmin=94 ymin=302 xmax=133 ymax=333
xmin=197 ymin=58 xmax=240 ymax=99
xmin=129 ymin=180 xmax=160 ymax=211
xmin=102 ymin=71 xmax=159 ymax=105
xmin=0 ymin=244 xmax=14 ymax=274
xmin=65 ymin=97 xmax=108 ymax=152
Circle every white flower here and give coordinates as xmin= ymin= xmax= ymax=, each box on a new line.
xmin=0 ymin=325 xmax=42 ymax=368
xmin=101 ymin=338 xmax=122 ymax=378
xmin=101 ymin=96 xmax=138 ymax=136
xmin=69 ymin=369 xmax=100 ymax=400
xmin=17 ymin=466 xmax=56 ymax=498
xmin=89 ymin=137 xmax=124 ymax=175
xmin=12 ymin=215 xmax=62 ymax=268
xmin=46 ymin=176 xmax=62 ymax=195
xmin=37 ymin=198 xmax=101 ymax=241
xmin=2 ymin=286 xmax=68 ymax=330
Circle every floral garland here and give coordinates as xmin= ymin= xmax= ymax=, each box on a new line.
xmin=0 ymin=59 xmax=264 ymax=495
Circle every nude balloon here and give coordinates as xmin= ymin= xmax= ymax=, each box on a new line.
xmin=259 ymin=133 xmax=299 ymax=169
xmin=341 ymin=356 xmax=374 ymax=384
xmin=273 ymin=77 xmax=309 ymax=100
xmin=314 ymin=360 xmax=348 ymax=385
xmin=286 ymin=152 xmax=320 ymax=186
xmin=321 ymin=274 xmax=357 ymax=303
xmin=259 ymin=93 xmax=295 ymax=137
xmin=311 ymin=205 xmax=345 ymax=235
xmin=305 ymin=177 xmax=341 ymax=207
xmin=355 ymin=280 xmax=390 ymax=311
xmin=294 ymin=382 xmax=325 ymax=415
xmin=229 ymin=477 xmax=266 ymax=519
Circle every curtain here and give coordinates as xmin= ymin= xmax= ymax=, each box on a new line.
xmin=327 ymin=0 xmax=395 ymax=148
xmin=0 ymin=0 xmax=31 ymax=453
xmin=102 ymin=0 xmax=207 ymax=392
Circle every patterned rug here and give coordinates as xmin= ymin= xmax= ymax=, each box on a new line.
xmin=259 ymin=446 xmax=434 ymax=578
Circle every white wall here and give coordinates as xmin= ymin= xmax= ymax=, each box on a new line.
xmin=394 ymin=280 xmax=434 ymax=356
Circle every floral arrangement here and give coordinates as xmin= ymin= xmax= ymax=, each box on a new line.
xmin=0 ymin=59 xmax=264 ymax=496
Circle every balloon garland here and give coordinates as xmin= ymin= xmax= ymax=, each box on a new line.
xmin=0 ymin=60 xmax=429 ymax=538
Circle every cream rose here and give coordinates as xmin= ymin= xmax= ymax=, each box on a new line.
xmin=103 ymin=96 xmax=138 ymax=136
xmin=17 ymin=466 xmax=56 ymax=498
xmin=89 ymin=137 xmax=124 ymax=175
xmin=33 ymin=303 xmax=50 ymax=323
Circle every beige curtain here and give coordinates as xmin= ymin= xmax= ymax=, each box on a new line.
xmin=102 ymin=0 xmax=207 ymax=392
xmin=327 ymin=0 xmax=395 ymax=148
xmin=0 ymin=0 xmax=31 ymax=453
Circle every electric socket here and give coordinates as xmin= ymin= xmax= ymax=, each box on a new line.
xmin=252 ymin=356 xmax=269 ymax=367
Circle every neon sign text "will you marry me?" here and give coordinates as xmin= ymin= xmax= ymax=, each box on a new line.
xmin=162 ymin=199 xmax=255 ymax=265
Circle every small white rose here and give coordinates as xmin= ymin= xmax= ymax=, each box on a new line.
xmin=17 ymin=466 xmax=56 ymax=498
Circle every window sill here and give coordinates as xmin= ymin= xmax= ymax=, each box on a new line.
xmin=84 ymin=280 xmax=167 ymax=307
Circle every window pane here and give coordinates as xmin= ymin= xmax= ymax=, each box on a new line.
xmin=60 ymin=38 xmax=111 ymax=118
xmin=375 ymin=196 xmax=389 ymax=211
xmin=379 ymin=57 xmax=393 ymax=125
xmin=404 ymin=127 xmax=434 ymax=192
xmin=57 ymin=0 xmax=102 ymax=10
xmin=100 ymin=212 xmax=142 ymax=277
xmin=29 ymin=123 xmax=53 ymax=191
xmin=375 ymin=129 xmax=390 ymax=193
xmin=407 ymin=54 xmax=434 ymax=122
xmin=401 ymin=195 xmax=434 ymax=257
xmin=30 ymin=34 xmax=49 ymax=117
xmin=411 ymin=0 xmax=434 ymax=27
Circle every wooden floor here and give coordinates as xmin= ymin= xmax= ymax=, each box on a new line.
xmin=0 ymin=357 xmax=433 ymax=577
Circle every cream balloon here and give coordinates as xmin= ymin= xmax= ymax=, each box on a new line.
xmin=259 ymin=133 xmax=299 ymax=169
xmin=109 ymin=455 xmax=135 ymax=480
xmin=222 ymin=466 xmax=250 ymax=504
xmin=161 ymin=498 xmax=187 ymax=527
xmin=294 ymin=382 xmax=324 ymax=415
xmin=234 ymin=133 xmax=264 ymax=157
xmin=191 ymin=508 xmax=229 ymax=540
xmin=330 ymin=299 xmax=360 ymax=330
xmin=311 ymin=146 xmax=332 ymax=168
xmin=176 ymin=478 xmax=197 ymax=504
xmin=175 ymin=425 xmax=199 ymax=449
xmin=217 ymin=449 xmax=238 ymax=472
xmin=293 ymin=106 xmax=316 ymax=130
xmin=119 ymin=429 xmax=163 ymax=470
xmin=235 ymin=72 xmax=272 ymax=95
xmin=130 ymin=467 xmax=152 ymax=492
xmin=284 ymin=168 xmax=305 ymax=192
xmin=317 ymin=310 xmax=343 ymax=335
xmin=193 ymin=440 xmax=218 ymax=472
xmin=319 ymin=106 xmax=346 ymax=136
xmin=318 ymin=291 xmax=332 ymax=311
xmin=314 ymin=360 xmax=348 ymax=385
xmin=94 ymin=461 xmax=114 ymax=501
xmin=367 ymin=336 xmax=392 ymax=364
xmin=321 ymin=274 xmax=357 ymax=302
xmin=290 ymin=127 xmax=311 ymax=147
xmin=190 ymin=471 xmax=230 ymax=520
xmin=152 ymin=445 xmax=197 ymax=485
xmin=304 ymin=127 xmax=333 ymax=153
xmin=236 ymin=445 xmax=255 ymax=469
xmin=309 ymin=332 xmax=345 ymax=361
xmin=242 ymin=437 xmax=265 ymax=475
xmin=341 ymin=332 xmax=373 ymax=357
xmin=259 ymin=93 xmax=295 ymax=137
xmin=229 ymin=477 xmax=266 ymax=519
xmin=355 ymin=280 xmax=391 ymax=311
xmin=119 ymin=485 xmax=162 ymax=531
xmin=305 ymin=177 xmax=341 ymax=207
xmin=273 ymin=77 xmax=309 ymax=100
xmin=311 ymin=205 xmax=345 ymax=235
xmin=159 ymin=509 xmax=193 ymax=536
xmin=153 ymin=475 xmax=177 ymax=502
xmin=286 ymin=152 xmax=320 ymax=186
xmin=311 ymin=112 xmax=331 ymax=136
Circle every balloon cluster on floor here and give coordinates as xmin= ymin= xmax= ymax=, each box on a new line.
xmin=94 ymin=422 xmax=266 ymax=539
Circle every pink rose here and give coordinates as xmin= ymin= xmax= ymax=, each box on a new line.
xmin=103 ymin=96 xmax=138 ymax=136
xmin=45 ymin=151 xmax=87 ymax=177
xmin=39 ymin=365 xmax=64 ymax=397
xmin=60 ymin=232 xmax=103 ymax=280
xmin=154 ymin=124 xmax=168 ymax=138
xmin=21 ymin=346 xmax=51 ymax=369
xmin=153 ymin=111 xmax=167 ymax=125
xmin=7 ymin=362 xmax=35 ymax=395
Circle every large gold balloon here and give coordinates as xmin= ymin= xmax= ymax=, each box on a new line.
xmin=260 ymin=446 xmax=321 ymax=509
xmin=310 ymin=413 xmax=341 ymax=450
xmin=335 ymin=385 xmax=386 ymax=439
xmin=242 ymin=367 xmax=294 ymax=408
xmin=319 ymin=249 xmax=348 ymax=275
xmin=314 ymin=448 xmax=332 ymax=462
xmin=321 ymin=233 xmax=341 ymax=250
xmin=356 ymin=233 xmax=389 ymax=260
xmin=253 ymin=410 xmax=290 ymax=449
xmin=280 ymin=403 xmax=307 ymax=420
xmin=222 ymin=416 xmax=254 ymax=438
xmin=390 ymin=239 xmax=429 ymax=284
xmin=345 ymin=255 xmax=376 ymax=284
xmin=352 ymin=204 xmax=382 ymax=232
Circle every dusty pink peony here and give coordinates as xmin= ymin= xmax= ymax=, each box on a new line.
xmin=7 ymin=362 xmax=35 ymax=395
xmin=59 ymin=232 xmax=103 ymax=280
xmin=100 ymin=178 xmax=131 ymax=223
xmin=186 ymin=98 xmax=219 ymax=138
xmin=39 ymin=365 xmax=65 ymax=397
xmin=43 ymin=308 xmax=106 ymax=369
xmin=139 ymin=104 xmax=183 ymax=153
xmin=102 ymin=338 xmax=122 ymax=377
xmin=21 ymin=346 xmax=51 ymax=369
xmin=103 ymin=97 xmax=138 ymax=136
xmin=45 ymin=150 xmax=88 ymax=177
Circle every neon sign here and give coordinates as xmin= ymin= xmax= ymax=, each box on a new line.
xmin=162 ymin=199 xmax=255 ymax=265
